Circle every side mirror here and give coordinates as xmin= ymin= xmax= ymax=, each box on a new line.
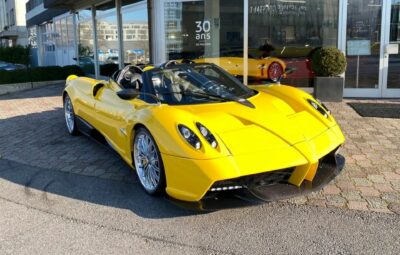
xmin=117 ymin=89 xmax=139 ymax=100
xmin=284 ymin=67 xmax=296 ymax=75
xmin=273 ymin=67 xmax=297 ymax=84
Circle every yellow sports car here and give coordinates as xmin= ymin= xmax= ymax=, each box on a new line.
xmin=63 ymin=62 xmax=345 ymax=209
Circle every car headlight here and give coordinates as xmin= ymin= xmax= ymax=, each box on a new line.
xmin=196 ymin=122 xmax=218 ymax=148
xmin=316 ymin=99 xmax=331 ymax=115
xmin=307 ymin=99 xmax=330 ymax=118
xmin=178 ymin=124 xmax=201 ymax=150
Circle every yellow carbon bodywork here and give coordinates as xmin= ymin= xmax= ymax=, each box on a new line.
xmin=192 ymin=57 xmax=286 ymax=79
xmin=64 ymin=75 xmax=345 ymax=202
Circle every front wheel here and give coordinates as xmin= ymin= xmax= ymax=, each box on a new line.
xmin=133 ymin=127 xmax=166 ymax=195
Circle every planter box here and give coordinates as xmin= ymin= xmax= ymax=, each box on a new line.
xmin=313 ymin=76 xmax=344 ymax=102
xmin=0 ymin=80 xmax=65 ymax=96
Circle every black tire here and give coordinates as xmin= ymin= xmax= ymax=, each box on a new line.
xmin=63 ymin=94 xmax=79 ymax=136
xmin=133 ymin=127 xmax=166 ymax=195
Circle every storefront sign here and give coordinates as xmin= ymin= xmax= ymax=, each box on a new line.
xmin=195 ymin=20 xmax=211 ymax=46
xmin=250 ymin=3 xmax=307 ymax=16
xmin=347 ymin=40 xmax=371 ymax=56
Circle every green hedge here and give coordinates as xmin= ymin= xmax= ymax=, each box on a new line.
xmin=79 ymin=63 xmax=119 ymax=77
xmin=0 ymin=45 xmax=30 ymax=65
xmin=0 ymin=65 xmax=85 ymax=85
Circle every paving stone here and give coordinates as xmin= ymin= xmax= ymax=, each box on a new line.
xmin=335 ymin=180 xmax=356 ymax=191
xmin=353 ymin=178 xmax=373 ymax=187
xmin=341 ymin=191 xmax=363 ymax=201
xmin=367 ymin=174 xmax=387 ymax=184
xmin=381 ymin=193 xmax=400 ymax=204
xmin=358 ymin=186 xmax=380 ymax=197
xmin=387 ymin=203 xmax=400 ymax=215
xmin=322 ymin=184 xmax=341 ymax=195
xmin=364 ymin=196 xmax=388 ymax=209
xmin=370 ymin=208 xmax=394 ymax=214
xmin=374 ymin=183 xmax=394 ymax=193
xmin=347 ymin=200 xmax=369 ymax=211
xmin=325 ymin=195 xmax=347 ymax=208
xmin=307 ymin=198 xmax=326 ymax=207
xmin=383 ymin=171 xmax=400 ymax=180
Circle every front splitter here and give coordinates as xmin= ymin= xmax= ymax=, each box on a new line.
xmin=167 ymin=152 xmax=345 ymax=211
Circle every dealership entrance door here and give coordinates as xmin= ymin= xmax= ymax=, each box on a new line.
xmin=344 ymin=0 xmax=400 ymax=98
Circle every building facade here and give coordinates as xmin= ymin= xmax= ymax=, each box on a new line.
xmin=0 ymin=0 xmax=29 ymax=46
xmin=26 ymin=0 xmax=400 ymax=98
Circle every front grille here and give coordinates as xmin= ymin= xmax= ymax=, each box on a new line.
xmin=209 ymin=168 xmax=294 ymax=192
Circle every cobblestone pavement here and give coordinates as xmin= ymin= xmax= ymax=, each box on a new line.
xmin=0 ymin=84 xmax=399 ymax=214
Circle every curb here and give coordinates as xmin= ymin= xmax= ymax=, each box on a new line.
xmin=0 ymin=80 xmax=65 ymax=96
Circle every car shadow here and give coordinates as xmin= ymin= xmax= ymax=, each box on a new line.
xmin=0 ymin=158 xmax=197 ymax=219
xmin=0 ymin=105 xmax=200 ymax=219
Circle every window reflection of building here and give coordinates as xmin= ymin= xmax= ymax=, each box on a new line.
xmin=95 ymin=20 xmax=149 ymax=63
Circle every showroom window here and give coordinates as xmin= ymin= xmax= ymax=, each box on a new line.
xmin=345 ymin=0 xmax=382 ymax=89
xmin=162 ymin=0 xmax=245 ymax=78
xmin=121 ymin=0 xmax=150 ymax=65
xmin=96 ymin=1 xmax=119 ymax=76
xmin=248 ymin=0 xmax=339 ymax=86
xmin=78 ymin=10 xmax=95 ymax=75
xmin=159 ymin=0 xmax=338 ymax=86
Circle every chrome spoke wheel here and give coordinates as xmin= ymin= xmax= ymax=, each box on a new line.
xmin=64 ymin=95 xmax=75 ymax=134
xmin=134 ymin=130 xmax=162 ymax=193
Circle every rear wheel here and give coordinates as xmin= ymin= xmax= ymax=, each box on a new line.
xmin=64 ymin=94 xmax=79 ymax=135
xmin=133 ymin=127 xmax=166 ymax=195
xmin=268 ymin=62 xmax=284 ymax=81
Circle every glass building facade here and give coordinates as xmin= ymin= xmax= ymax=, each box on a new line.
xmin=27 ymin=0 xmax=400 ymax=98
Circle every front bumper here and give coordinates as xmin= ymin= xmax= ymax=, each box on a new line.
xmin=168 ymin=150 xmax=345 ymax=211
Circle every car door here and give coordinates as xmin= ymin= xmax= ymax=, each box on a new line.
xmin=93 ymin=81 xmax=135 ymax=161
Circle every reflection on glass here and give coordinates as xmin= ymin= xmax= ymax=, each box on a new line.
xmin=249 ymin=0 xmax=339 ymax=87
xmin=164 ymin=0 xmax=244 ymax=78
xmin=345 ymin=0 xmax=381 ymax=89
xmin=96 ymin=2 xmax=119 ymax=77
xmin=78 ymin=10 xmax=95 ymax=74
xmin=387 ymin=0 xmax=400 ymax=89
xmin=42 ymin=23 xmax=56 ymax=66
xmin=121 ymin=0 xmax=149 ymax=65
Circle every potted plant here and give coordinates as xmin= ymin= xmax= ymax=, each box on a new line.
xmin=311 ymin=47 xmax=347 ymax=102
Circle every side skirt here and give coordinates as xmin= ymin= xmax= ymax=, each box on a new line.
xmin=75 ymin=116 xmax=119 ymax=156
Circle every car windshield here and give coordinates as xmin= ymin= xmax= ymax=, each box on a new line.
xmin=146 ymin=64 xmax=256 ymax=105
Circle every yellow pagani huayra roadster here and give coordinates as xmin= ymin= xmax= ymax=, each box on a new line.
xmin=63 ymin=61 xmax=345 ymax=209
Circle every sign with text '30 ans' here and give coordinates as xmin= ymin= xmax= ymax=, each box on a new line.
xmin=195 ymin=20 xmax=211 ymax=46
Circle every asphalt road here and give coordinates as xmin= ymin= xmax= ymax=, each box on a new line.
xmin=0 ymin=159 xmax=399 ymax=254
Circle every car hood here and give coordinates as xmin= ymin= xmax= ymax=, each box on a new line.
xmin=171 ymin=91 xmax=335 ymax=156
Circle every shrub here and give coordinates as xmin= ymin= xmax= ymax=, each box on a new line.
xmin=62 ymin=65 xmax=85 ymax=77
xmin=0 ymin=45 xmax=30 ymax=65
xmin=311 ymin=47 xmax=347 ymax=77
xmin=0 ymin=65 xmax=84 ymax=85
xmin=30 ymin=66 xmax=65 ymax=82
